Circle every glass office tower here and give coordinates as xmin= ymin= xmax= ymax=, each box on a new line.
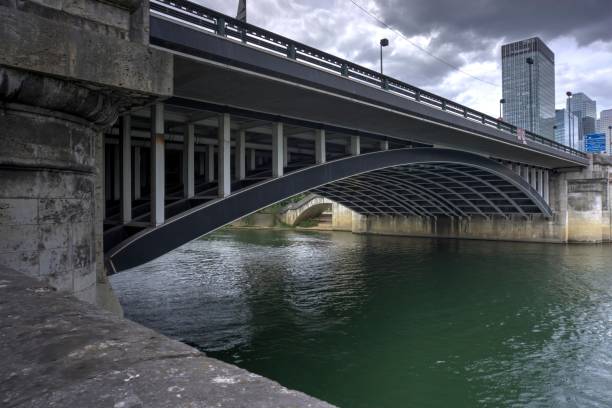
xmin=502 ymin=37 xmax=555 ymax=139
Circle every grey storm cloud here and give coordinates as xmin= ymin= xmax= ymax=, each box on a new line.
xmin=374 ymin=0 xmax=612 ymax=46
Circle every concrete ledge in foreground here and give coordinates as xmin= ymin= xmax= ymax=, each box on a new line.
xmin=0 ymin=265 xmax=335 ymax=408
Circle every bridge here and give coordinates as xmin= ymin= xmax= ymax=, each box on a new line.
xmin=1 ymin=1 xmax=611 ymax=406
xmin=100 ymin=0 xmax=592 ymax=273
xmin=1 ymin=0 xmax=608 ymax=302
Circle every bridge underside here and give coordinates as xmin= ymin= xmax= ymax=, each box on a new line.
xmin=106 ymin=148 xmax=551 ymax=274
xmin=313 ymin=163 xmax=545 ymax=219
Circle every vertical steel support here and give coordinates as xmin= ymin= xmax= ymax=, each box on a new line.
xmin=235 ymin=130 xmax=246 ymax=180
xmin=198 ymin=152 xmax=205 ymax=176
xmin=536 ymin=169 xmax=544 ymax=196
xmin=530 ymin=167 xmax=537 ymax=190
xmin=249 ymin=148 xmax=256 ymax=171
xmin=206 ymin=145 xmax=215 ymax=183
xmin=380 ymin=140 xmax=389 ymax=151
xmin=120 ymin=115 xmax=132 ymax=224
xmin=113 ymin=144 xmax=120 ymax=201
xmin=272 ymin=122 xmax=284 ymax=177
xmin=349 ymin=135 xmax=360 ymax=156
xmin=283 ymin=135 xmax=289 ymax=167
xmin=134 ymin=146 xmax=141 ymax=200
xmin=543 ymin=170 xmax=550 ymax=204
xmin=183 ymin=124 xmax=195 ymax=198
xmin=150 ymin=103 xmax=165 ymax=226
xmin=315 ymin=129 xmax=326 ymax=164
xmin=218 ymin=113 xmax=231 ymax=198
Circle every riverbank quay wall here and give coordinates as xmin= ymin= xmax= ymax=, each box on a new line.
xmin=0 ymin=0 xmax=172 ymax=309
xmin=0 ymin=265 xmax=335 ymax=408
xmin=347 ymin=155 xmax=612 ymax=243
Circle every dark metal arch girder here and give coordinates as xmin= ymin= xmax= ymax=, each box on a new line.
xmin=106 ymin=148 xmax=552 ymax=273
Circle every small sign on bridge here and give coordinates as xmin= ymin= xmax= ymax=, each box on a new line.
xmin=585 ymin=133 xmax=606 ymax=153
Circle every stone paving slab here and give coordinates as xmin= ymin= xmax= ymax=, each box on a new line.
xmin=0 ymin=266 xmax=335 ymax=408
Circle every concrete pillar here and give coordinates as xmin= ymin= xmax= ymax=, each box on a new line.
xmin=134 ymin=147 xmax=141 ymax=200
xmin=235 ymin=130 xmax=246 ymax=180
xmin=349 ymin=135 xmax=360 ymax=156
xmin=272 ymin=122 xmax=284 ymax=177
xmin=120 ymin=116 xmax=132 ymax=224
xmin=183 ymin=124 xmax=195 ymax=198
xmin=530 ymin=167 xmax=537 ymax=190
xmin=536 ymin=169 xmax=544 ymax=196
xmin=283 ymin=135 xmax=289 ymax=167
xmin=543 ymin=170 xmax=550 ymax=204
xmin=113 ymin=144 xmax=121 ymax=201
xmin=218 ymin=113 xmax=231 ymax=198
xmin=198 ymin=151 xmax=205 ymax=176
xmin=380 ymin=140 xmax=389 ymax=151
xmin=315 ymin=129 xmax=326 ymax=164
xmin=151 ymin=103 xmax=165 ymax=226
xmin=249 ymin=148 xmax=257 ymax=171
xmin=207 ymin=145 xmax=215 ymax=183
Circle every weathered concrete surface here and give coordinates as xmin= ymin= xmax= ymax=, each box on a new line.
xmin=278 ymin=195 xmax=333 ymax=226
xmin=0 ymin=265 xmax=335 ymax=408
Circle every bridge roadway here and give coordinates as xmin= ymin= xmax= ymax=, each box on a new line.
xmin=102 ymin=1 xmax=589 ymax=272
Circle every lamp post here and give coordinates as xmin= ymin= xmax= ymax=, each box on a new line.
xmin=499 ymin=98 xmax=505 ymax=120
xmin=526 ymin=57 xmax=534 ymax=133
xmin=379 ymin=38 xmax=389 ymax=75
xmin=566 ymin=91 xmax=573 ymax=148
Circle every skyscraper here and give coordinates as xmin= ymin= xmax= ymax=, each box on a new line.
xmin=599 ymin=109 xmax=612 ymax=133
xmin=568 ymin=92 xmax=597 ymax=146
xmin=501 ymin=37 xmax=555 ymax=139
xmin=555 ymin=109 xmax=580 ymax=148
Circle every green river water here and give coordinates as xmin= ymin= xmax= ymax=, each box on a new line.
xmin=111 ymin=229 xmax=612 ymax=407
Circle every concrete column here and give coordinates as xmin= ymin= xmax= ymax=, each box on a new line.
xmin=113 ymin=144 xmax=121 ymax=201
xmin=151 ymin=103 xmax=165 ymax=226
xmin=235 ymin=130 xmax=246 ymax=180
xmin=530 ymin=167 xmax=537 ymax=190
xmin=120 ymin=115 xmax=132 ymax=224
xmin=543 ymin=170 xmax=550 ymax=204
xmin=134 ymin=147 xmax=141 ymax=200
xmin=536 ymin=169 xmax=544 ymax=196
xmin=104 ymin=142 xmax=111 ymax=207
xmin=283 ymin=135 xmax=289 ymax=167
xmin=349 ymin=135 xmax=361 ymax=156
xmin=272 ymin=122 xmax=284 ymax=177
xmin=207 ymin=145 xmax=215 ymax=183
xmin=218 ymin=113 xmax=231 ymax=198
xmin=315 ymin=129 xmax=326 ymax=164
xmin=380 ymin=140 xmax=389 ymax=151
xmin=183 ymin=124 xmax=195 ymax=198
xmin=249 ymin=148 xmax=257 ymax=171
xmin=198 ymin=151 xmax=205 ymax=176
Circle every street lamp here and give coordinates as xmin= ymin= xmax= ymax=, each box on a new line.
xmin=566 ymin=91 xmax=573 ymax=148
xmin=526 ymin=57 xmax=534 ymax=133
xmin=379 ymin=38 xmax=389 ymax=75
xmin=499 ymin=98 xmax=505 ymax=120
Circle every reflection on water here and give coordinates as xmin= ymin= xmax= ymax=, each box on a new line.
xmin=111 ymin=229 xmax=612 ymax=408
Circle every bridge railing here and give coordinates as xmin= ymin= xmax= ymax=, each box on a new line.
xmin=150 ymin=0 xmax=587 ymax=160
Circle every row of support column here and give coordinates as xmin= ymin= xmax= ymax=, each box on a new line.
xmin=114 ymin=108 xmax=386 ymax=227
xmin=510 ymin=162 xmax=550 ymax=205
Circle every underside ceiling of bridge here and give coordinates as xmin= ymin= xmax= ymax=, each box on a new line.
xmin=313 ymin=163 xmax=547 ymax=219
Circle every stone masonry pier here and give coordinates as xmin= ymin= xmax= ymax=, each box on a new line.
xmin=0 ymin=265 xmax=334 ymax=408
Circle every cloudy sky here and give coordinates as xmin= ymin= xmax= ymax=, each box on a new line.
xmin=194 ymin=0 xmax=612 ymax=118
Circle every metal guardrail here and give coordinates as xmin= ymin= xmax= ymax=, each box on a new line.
xmin=150 ymin=0 xmax=588 ymax=160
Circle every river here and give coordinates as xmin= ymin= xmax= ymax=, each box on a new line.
xmin=110 ymin=229 xmax=612 ymax=408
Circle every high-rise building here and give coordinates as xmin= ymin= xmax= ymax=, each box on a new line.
xmin=567 ymin=92 xmax=597 ymax=147
xmin=555 ymin=109 xmax=580 ymax=148
xmin=600 ymin=109 xmax=612 ymax=151
xmin=598 ymin=109 xmax=612 ymax=134
xmin=501 ymin=37 xmax=555 ymax=139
